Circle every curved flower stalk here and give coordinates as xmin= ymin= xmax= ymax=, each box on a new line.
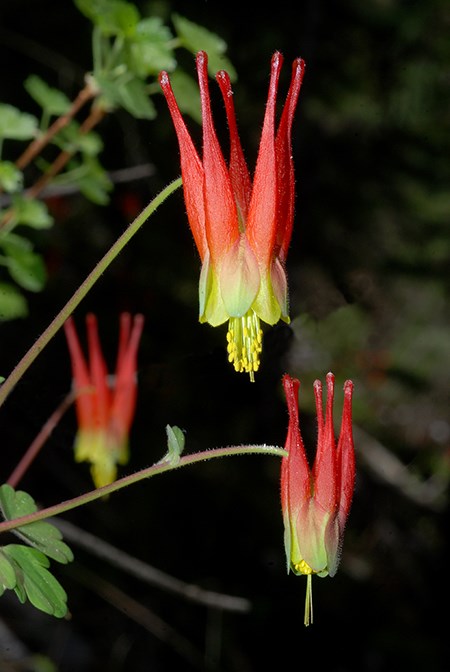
xmin=64 ymin=313 xmax=145 ymax=488
xmin=281 ymin=373 xmax=355 ymax=625
xmin=159 ymin=51 xmax=305 ymax=380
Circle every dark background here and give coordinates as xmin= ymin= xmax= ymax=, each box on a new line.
xmin=0 ymin=1 xmax=449 ymax=670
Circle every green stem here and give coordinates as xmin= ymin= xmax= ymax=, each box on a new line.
xmin=0 ymin=177 xmax=182 ymax=408
xmin=0 ymin=444 xmax=286 ymax=533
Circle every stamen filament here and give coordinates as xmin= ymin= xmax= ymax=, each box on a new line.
xmin=304 ymin=573 xmax=313 ymax=627
xmin=293 ymin=558 xmax=315 ymax=626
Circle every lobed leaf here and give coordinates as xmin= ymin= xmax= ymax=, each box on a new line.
xmin=24 ymin=75 xmax=72 ymax=116
xmin=172 ymin=14 xmax=237 ymax=81
xmin=2 ymin=544 xmax=68 ymax=618
xmin=0 ymin=485 xmax=74 ymax=563
xmin=0 ymin=549 xmax=17 ymax=595
xmin=4 ymin=244 xmax=47 ymax=292
xmin=0 ymin=104 xmax=38 ymax=141
xmin=12 ymin=197 xmax=54 ymax=230
xmin=75 ymin=0 xmax=139 ymax=37
xmin=71 ymin=156 xmax=113 ymax=205
xmin=127 ymin=17 xmax=176 ymax=77
xmin=0 ymin=161 xmax=23 ymax=193
xmin=0 ymin=282 xmax=28 ymax=320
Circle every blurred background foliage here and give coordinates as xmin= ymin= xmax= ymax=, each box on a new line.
xmin=0 ymin=0 xmax=449 ymax=670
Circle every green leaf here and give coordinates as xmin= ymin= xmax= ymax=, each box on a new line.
xmin=0 ymin=233 xmax=46 ymax=291
xmin=116 ymin=77 xmax=157 ymax=119
xmin=24 ymin=75 xmax=71 ymax=116
xmin=12 ymin=197 xmax=54 ymax=230
xmin=0 ymin=485 xmax=73 ymax=564
xmin=0 ymin=282 xmax=28 ymax=320
xmin=14 ymin=520 xmax=74 ymax=564
xmin=163 ymin=424 xmax=186 ymax=466
xmin=75 ymin=0 xmax=139 ymax=37
xmin=0 ymin=161 xmax=23 ymax=193
xmin=74 ymin=156 xmax=113 ymax=205
xmin=52 ymin=120 xmax=103 ymax=156
xmin=172 ymin=14 xmax=237 ymax=81
xmin=3 ymin=545 xmax=68 ymax=618
xmin=127 ymin=17 xmax=176 ymax=77
xmin=4 ymin=243 xmax=46 ymax=292
xmin=0 ymin=483 xmax=37 ymax=519
xmin=0 ymin=549 xmax=17 ymax=595
xmin=96 ymin=72 xmax=156 ymax=119
xmin=0 ymin=104 xmax=38 ymax=141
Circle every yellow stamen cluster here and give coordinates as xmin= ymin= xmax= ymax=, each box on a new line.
xmin=226 ymin=312 xmax=263 ymax=382
xmin=294 ymin=559 xmax=315 ymax=575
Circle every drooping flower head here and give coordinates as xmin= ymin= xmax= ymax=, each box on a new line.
xmin=281 ymin=373 xmax=355 ymax=625
xmin=159 ymin=51 xmax=305 ymax=380
xmin=64 ymin=313 xmax=144 ymax=488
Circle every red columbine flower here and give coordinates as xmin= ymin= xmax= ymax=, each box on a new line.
xmin=159 ymin=51 xmax=305 ymax=380
xmin=281 ymin=372 xmax=355 ymax=626
xmin=64 ymin=313 xmax=144 ymax=488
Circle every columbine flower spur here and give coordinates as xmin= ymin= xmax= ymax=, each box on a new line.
xmin=159 ymin=51 xmax=305 ymax=380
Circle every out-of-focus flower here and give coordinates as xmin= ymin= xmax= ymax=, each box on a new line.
xmin=159 ymin=51 xmax=305 ymax=380
xmin=64 ymin=313 xmax=144 ymax=488
xmin=281 ymin=372 xmax=355 ymax=625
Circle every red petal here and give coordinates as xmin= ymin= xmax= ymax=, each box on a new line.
xmin=281 ymin=374 xmax=311 ymax=515
xmin=86 ymin=314 xmax=110 ymax=429
xmin=336 ymin=380 xmax=355 ymax=523
xmin=275 ymin=58 xmax=306 ymax=261
xmin=64 ymin=317 xmax=94 ymax=429
xmin=312 ymin=373 xmax=338 ymax=513
xmin=216 ymin=69 xmax=252 ymax=224
xmin=246 ymin=52 xmax=282 ymax=267
xmin=159 ymin=70 xmax=208 ymax=260
xmin=111 ymin=313 xmax=144 ymax=434
xmin=197 ymin=51 xmax=240 ymax=265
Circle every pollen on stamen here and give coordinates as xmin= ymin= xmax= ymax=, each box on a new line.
xmin=294 ymin=559 xmax=315 ymax=575
xmin=226 ymin=312 xmax=263 ymax=382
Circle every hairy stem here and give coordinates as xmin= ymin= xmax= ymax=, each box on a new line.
xmin=0 ymin=444 xmax=286 ymax=533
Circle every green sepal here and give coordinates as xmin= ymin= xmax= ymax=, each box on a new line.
xmin=219 ymin=236 xmax=260 ymax=318
xmin=198 ymin=250 xmax=228 ymax=326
